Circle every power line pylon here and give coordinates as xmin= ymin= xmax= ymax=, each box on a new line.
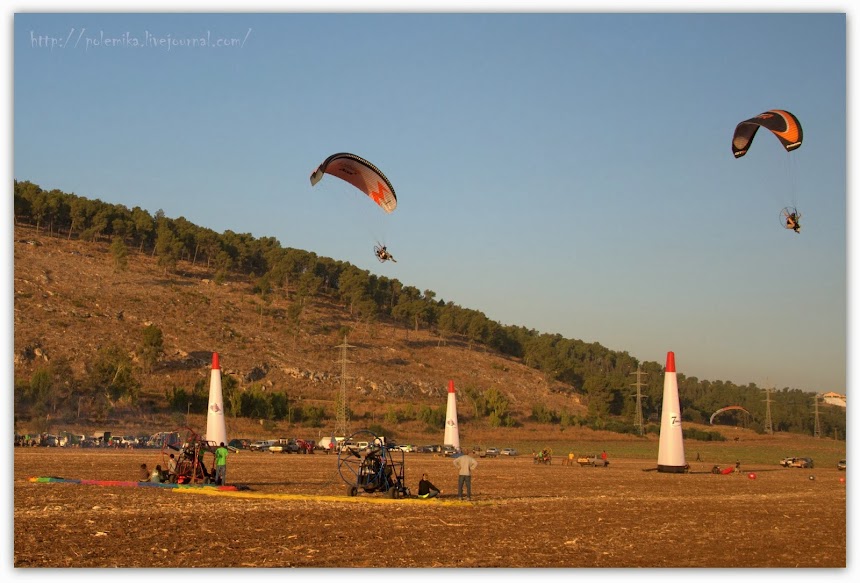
xmin=812 ymin=392 xmax=821 ymax=439
xmin=334 ymin=339 xmax=355 ymax=438
xmin=763 ymin=384 xmax=774 ymax=435
xmin=630 ymin=366 xmax=647 ymax=436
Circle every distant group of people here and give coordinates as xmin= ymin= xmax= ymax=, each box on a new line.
xmin=138 ymin=462 xmax=167 ymax=483
xmin=137 ymin=442 xmax=229 ymax=485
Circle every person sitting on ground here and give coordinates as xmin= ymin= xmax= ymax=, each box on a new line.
xmin=417 ymin=473 xmax=441 ymax=499
xmin=150 ymin=464 xmax=164 ymax=483
xmin=138 ymin=463 xmax=150 ymax=482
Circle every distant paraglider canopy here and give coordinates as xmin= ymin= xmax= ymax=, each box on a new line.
xmin=732 ymin=109 xmax=803 ymax=159
xmin=309 ymin=152 xmax=397 ymax=214
xmin=709 ymin=405 xmax=752 ymax=426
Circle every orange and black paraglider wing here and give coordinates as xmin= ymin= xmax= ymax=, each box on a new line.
xmin=309 ymin=152 xmax=397 ymax=213
xmin=732 ymin=109 xmax=803 ymax=158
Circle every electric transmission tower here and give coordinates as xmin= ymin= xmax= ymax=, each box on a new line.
xmin=812 ymin=392 xmax=821 ymax=439
xmin=334 ymin=338 xmax=355 ymax=437
xmin=763 ymin=384 xmax=774 ymax=435
xmin=630 ymin=366 xmax=647 ymax=436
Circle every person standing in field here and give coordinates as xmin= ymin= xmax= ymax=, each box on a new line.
xmin=452 ymin=452 xmax=478 ymax=501
xmin=166 ymin=453 xmax=178 ymax=483
xmin=214 ymin=442 xmax=229 ymax=485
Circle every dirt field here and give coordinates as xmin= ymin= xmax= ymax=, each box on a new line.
xmin=13 ymin=447 xmax=846 ymax=569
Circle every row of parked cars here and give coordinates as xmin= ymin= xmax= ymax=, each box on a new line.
xmin=356 ymin=444 xmax=520 ymax=457
xmin=779 ymin=457 xmax=847 ymax=470
xmin=481 ymin=448 xmax=518 ymax=457
xmin=232 ymin=438 xmax=316 ymax=453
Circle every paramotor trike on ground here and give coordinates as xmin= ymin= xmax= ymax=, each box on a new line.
xmin=336 ymin=429 xmax=409 ymax=498
xmin=161 ymin=427 xmax=219 ymax=485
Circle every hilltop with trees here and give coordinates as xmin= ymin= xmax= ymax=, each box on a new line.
xmin=12 ymin=180 xmax=846 ymax=441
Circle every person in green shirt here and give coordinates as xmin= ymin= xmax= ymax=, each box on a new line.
xmin=214 ymin=443 xmax=228 ymax=485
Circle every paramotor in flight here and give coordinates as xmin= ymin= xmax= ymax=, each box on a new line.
xmin=781 ymin=207 xmax=801 ymax=233
xmin=374 ymin=244 xmax=396 ymax=263
xmin=310 ymin=152 xmax=398 ymax=261
xmin=732 ymin=110 xmax=804 ymax=233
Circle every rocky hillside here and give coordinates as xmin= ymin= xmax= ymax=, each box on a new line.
xmin=13 ymin=224 xmax=586 ymax=434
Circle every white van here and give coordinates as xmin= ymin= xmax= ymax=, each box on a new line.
xmin=317 ymin=437 xmax=345 ymax=452
xmin=340 ymin=440 xmax=370 ymax=453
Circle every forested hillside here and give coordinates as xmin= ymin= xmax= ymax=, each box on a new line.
xmin=12 ymin=180 xmax=846 ymax=440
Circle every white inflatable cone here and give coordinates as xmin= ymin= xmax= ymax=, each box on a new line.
xmin=443 ymin=380 xmax=460 ymax=450
xmin=205 ymin=352 xmax=228 ymax=446
xmin=657 ymin=351 xmax=686 ymax=473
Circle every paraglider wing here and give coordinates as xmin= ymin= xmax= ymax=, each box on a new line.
xmin=309 ymin=152 xmax=397 ymax=213
xmin=709 ymin=405 xmax=752 ymax=425
xmin=732 ymin=110 xmax=803 ymax=158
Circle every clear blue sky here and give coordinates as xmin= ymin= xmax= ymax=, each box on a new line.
xmin=7 ymin=5 xmax=849 ymax=396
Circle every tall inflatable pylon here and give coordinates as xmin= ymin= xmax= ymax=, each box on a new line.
xmin=657 ymin=351 xmax=686 ymax=473
xmin=443 ymin=380 xmax=460 ymax=451
xmin=205 ymin=352 xmax=227 ymax=446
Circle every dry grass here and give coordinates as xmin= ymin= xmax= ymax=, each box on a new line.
xmin=14 ymin=444 xmax=846 ymax=568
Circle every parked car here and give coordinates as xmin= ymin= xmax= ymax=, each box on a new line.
xmin=784 ymin=457 xmax=814 ymax=469
xmin=441 ymin=445 xmax=458 ymax=457
xmin=228 ymin=438 xmax=251 ymax=450
xmin=484 ymin=448 xmax=500 ymax=457
xmin=270 ymin=438 xmax=301 ymax=454
xmin=250 ymin=440 xmax=277 ymax=451
xmin=398 ymin=444 xmax=415 ymax=453
xmin=837 ymin=459 xmax=846 ymax=471
xmin=795 ymin=457 xmax=814 ymax=468
xmin=577 ymin=454 xmax=609 ymax=467
xmin=340 ymin=440 xmax=369 ymax=453
xmin=779 ymin=456 xmax=798 ymax=467
xmin=500 ymin=448 xmax=519 ymax=456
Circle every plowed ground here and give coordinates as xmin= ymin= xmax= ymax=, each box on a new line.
xmin=13 ymin=448 xmax=846 ymax=568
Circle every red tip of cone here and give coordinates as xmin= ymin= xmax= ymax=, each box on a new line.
xmin=448 ymin=380 xmax=455 ymax=393
xmin=665 ymin=351 xmax=675 ymax=373
xmin=212 ymin=352 xmax=220 ymax=370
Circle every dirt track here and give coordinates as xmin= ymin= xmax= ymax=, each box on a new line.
xmin=14 ymin=447 xmax=846 ymax=568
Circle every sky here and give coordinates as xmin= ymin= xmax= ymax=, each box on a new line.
xmin=5 ymin=3 xmax=851 ymax=398
xmin=2 ymin=2 xmax=855 ymax=581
